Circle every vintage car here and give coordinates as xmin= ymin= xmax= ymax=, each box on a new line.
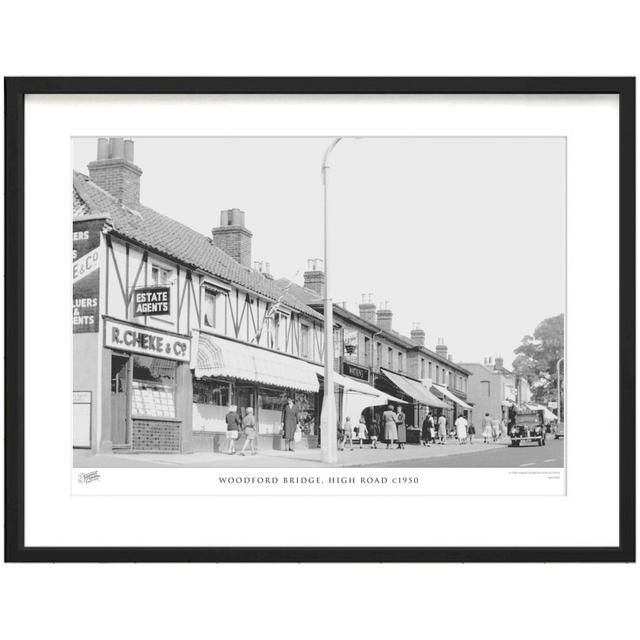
xmin=509 ymin=409 xmax=546 ymax=447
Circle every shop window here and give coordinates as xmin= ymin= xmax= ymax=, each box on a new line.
xmin=192 ymin=378 xmax=231 ymax=432
xmin=203 ymin=289 xmax=217 ymax=328
xmin=131 ymin=355 xmax=176 ymax=418
xmin=258 ymin=387 xmax=289 ymax=435
xmin=151 ymin=265 xmax=171 ymax=286
xmin=300 ymin=324 xmax=310 ymax=358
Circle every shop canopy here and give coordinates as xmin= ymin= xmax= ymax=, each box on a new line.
xmin=380 ymin=369 xmax=448 ymax=409
xmin=195 ymin=334 xmax=319 ymax=393
xmin=524 ymin=403 xmax=558 ymax=422
xmin=431 ymin=383 xmax=473 ymax=410
xmin=313 ymin=365 xmax=406 ymax=426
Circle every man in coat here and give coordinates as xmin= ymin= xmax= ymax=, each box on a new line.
xmin=281 ymin=397 xmax=300 ymax=451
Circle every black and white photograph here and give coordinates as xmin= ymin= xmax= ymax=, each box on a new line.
xmin=72 ymin=135 xmax=566 ymax=474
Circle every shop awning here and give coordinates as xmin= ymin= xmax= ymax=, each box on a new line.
xmin=524 ymin=403 xmax=558 ymax=422
xmin=312 ymin=365 xmax=406 ymax=403
xmin=195 ymin=334 xmax=319 ymax=392
xmin=431 ymin=383 xmax=473 ymax=410
xmin=380 ymin=369 xmax=448 ymax=408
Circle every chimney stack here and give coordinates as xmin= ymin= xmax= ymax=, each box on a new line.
xmin=435 ymin=338 xmax=448 ymax=360
xmin=88 ymin=137 xmax=142 ymax=208
xmin=254 ymin=260 xmax=274 ymax=280
xmin=494 ymin=356 xmax=504 ymax=369
xmin=359 ymin=293 xmax=376 ymax=323
xmin=212 ymin=208 xmax=253 ymax=268
xmin=303 ymin=259 xmax=325 ymax=297
xmin=376 ymin=302 xmax=392 ymax=332
xmin=410 ymin=323 xmax=425 ymax=347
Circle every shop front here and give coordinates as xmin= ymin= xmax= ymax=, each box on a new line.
xmin=192 ymin=333 xmax=320 ymax=451
xmin=102 ymin=317 xmax=193 ymax=453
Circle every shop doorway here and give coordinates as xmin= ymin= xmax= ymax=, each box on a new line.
xmin=235 ymin=385 xmax=256 ymax=419
xmin=111 ymin=354 xmax=130 ymax=446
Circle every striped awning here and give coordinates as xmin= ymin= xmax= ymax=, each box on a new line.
xmin=431 ymin=383 xmax=473 ymax=410
xmin=380 ymin=369 xmax=448 ymax=408
xmin=195 ymin=334 xmax=319 ymax=392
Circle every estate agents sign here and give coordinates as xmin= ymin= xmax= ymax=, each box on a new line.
xmin=133 ymin=286 xmax=171 ymax=317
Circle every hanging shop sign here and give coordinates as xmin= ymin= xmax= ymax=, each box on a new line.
xmin=343 ymin=361 xmax=370 ymax=382
xmin=133 ymin=286 xmax=171 ymax=317
xmin=104 ymin=318 xmax=191 ymax=362
xmin=72 ymin=220 xmax=102 ymax=333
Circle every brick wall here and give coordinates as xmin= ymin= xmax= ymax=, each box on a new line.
xmin=211 ymin=226 xmax=253 ymax=267
xmin=132 ymin=420 xmax=181 ymax=452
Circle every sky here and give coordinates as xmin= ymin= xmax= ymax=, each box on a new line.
xmin=73 ymin=136 xmax=565 ymax=366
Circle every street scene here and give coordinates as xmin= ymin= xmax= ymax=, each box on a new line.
xmin=72 ymin=136 xmax=565 ymax=470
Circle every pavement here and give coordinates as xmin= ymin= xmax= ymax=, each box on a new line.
xmin=73 ymin=437 xmax=538 ymax=468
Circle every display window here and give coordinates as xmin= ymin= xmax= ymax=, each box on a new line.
xmin=192 ymin=377 xmax=231 ymax=432
xmin=131 ymin=355 xmax=177 ymax=418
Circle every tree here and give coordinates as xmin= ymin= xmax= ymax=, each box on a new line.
xmin=512 ymin=313 xmax=564 ymax=404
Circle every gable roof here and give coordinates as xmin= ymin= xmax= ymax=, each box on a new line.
xmin=73 ymin=171 xmax=322 ymax=320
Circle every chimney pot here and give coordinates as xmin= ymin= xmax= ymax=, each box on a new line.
xmin=88 ymin=136 xmax=142 ymax=208
xmin=97 ymin=137 xmax=109 ymax=160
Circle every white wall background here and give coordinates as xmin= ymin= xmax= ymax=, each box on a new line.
xmin=1 ymin=2 xmax=638 ymax=640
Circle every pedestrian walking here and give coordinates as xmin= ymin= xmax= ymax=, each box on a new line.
xmin=340 ymin=416 xmax=354 ymax=451
xmin=353 ymin=415 xmax=368 ymax=449
xmin=382 ymin=404 xmax=398 ymax=449
xmin=500 ymin=418 xmax=508 ymax=439
xmin=421 ymin=412 xmax=434 ymax=446
xmin=468 ymin=421 xmax=475 ymax=444
xmin=369 ymin=414 xmax=380 ymax=449
xmin=481 ymin=413 xmax=492 ymax=443
xmin=239 ymin=407 xmax=257 ymax=456
xmin=491 ymin=418 xmax=500 ymax=442
xmin=281 ymin=397 xmax=300 ymax=452
xmin=437 ymin=413 xmax=447 ymax=444
xmin=455 ymin=414 xmax=468 ymax=444
xmin=225 ymin=404 xmax=241 ymax=455
xmin=396 ymin=405 xmax=406 ymax=449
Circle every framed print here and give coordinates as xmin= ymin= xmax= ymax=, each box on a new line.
xmin=4 ymin=77 xmax=635 ymax=562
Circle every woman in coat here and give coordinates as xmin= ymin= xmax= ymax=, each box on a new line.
xmin=395 ymin=405 xmax=406 ymax=449
xmin=382 ymin=405 xmax=398 ymax=449
xmin=281 ymin=398 xmax=300 ymax=452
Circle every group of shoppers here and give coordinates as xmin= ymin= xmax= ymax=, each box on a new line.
xmin=480 ymin=412 xmax=508 ymax=443
xmin=225 ymin=397 xmax=301 ymax=455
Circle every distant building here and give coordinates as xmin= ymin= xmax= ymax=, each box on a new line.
xmin=458 ymin=356 xmax=531 ymax=424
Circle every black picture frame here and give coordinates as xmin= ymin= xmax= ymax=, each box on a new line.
xmin=4 ymin=77 xmax=635 ymax=563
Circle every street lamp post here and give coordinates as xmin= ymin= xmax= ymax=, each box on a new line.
xmin=320 ymin=137 xmax=344 ymax=464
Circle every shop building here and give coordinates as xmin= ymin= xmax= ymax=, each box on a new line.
xmin=276 ymin=275 xmax=472 ymax=437
xmin=73 ymin=138 xmax=327 ymax=454
xmin=458 ymin=356 xmax=531 ymax=423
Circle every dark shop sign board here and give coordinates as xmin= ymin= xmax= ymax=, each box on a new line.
xmin=133 ymin=286 xmax=171 ymax=317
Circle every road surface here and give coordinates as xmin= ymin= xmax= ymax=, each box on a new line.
xmin=363 ymin=436 xmax=564 ymax=468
